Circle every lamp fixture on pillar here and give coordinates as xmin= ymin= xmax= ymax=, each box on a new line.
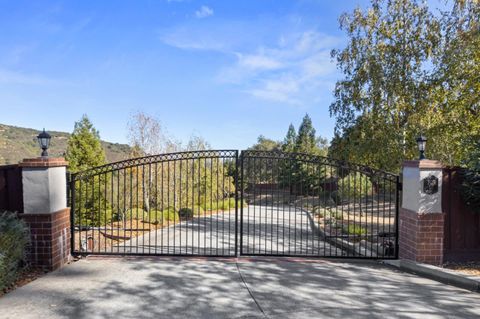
xmin=416 ymin=135 xmax=427 ymax=160
xmin=37 ymin=128 xmax=51 ymax=157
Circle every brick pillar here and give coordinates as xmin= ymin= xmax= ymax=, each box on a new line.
xmin=399 ymin=160 xmax=445 ymax=265
xmin=19 ymin=157 xmax=71 ymax=270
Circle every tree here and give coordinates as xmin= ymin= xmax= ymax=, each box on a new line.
xmin=330 ymin=0 xmax=479 ymax=172
xmin=295 ymin=114 xmax=317 ymax=154
xmin=330 ymin=0 xmax=439 ymax=171
xmin=282 ymin=124 xmax=297 ymax=153
xmin=66 ymin=114 xmax=106 ymax=172
xmin=249 ymin=135 xmax=281 ymax=152
xmin=66 ymin=115 xmax=108 ymax=226
xmin=460 ymin=140 xmax=480 ymax=213
xmin=127 ymin=111 xmax=174 ymax=212
xmin=127 ymin=111 xmax=172 ymax=156
xmin=186 ymin=134 xmax=211 ymax=151
xmin=426 ymin=1 xmax=480 ymax=164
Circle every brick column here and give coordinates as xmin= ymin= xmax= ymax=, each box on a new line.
xmin=19 ymin=157 xmax=71 ymax=270
xmin=399 ymin=160 xmax=445 ymax=265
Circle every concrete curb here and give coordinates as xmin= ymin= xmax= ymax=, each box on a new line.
xmin=303 ymin=207 xmax=377 ymax=257
xmin=383 ymin=259 xmax=480 ymax=293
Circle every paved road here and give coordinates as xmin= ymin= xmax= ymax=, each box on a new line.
xmin=1 ymin=257 xmax=479 ymax=318
xmin=116 ymin=205 xmax=342 ymax=256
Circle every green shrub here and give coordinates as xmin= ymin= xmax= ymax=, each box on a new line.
xmin=142 ymin=209 xmax=177 ymax=224
xmin=178 ymin=208 xmax=194 ymax=220
xmin=311 ymin=206 xmax=324 ymax=217
xmin=329 ymin=191 xmax=342 ymax=205
xmin=160 ymin=208 xmax=177 ymax=222
xmin=460 ymin=141 xmax=480 ymax=213
xmin=192 ymin=205 xmax=205 ymax=216
xmin=331 ymin=210 xmax=345 ymax=220
xmin=142 ymin=210 xmax=161 ymax=224
xmin=0 ymin=212 xmax=30 ymax=291
xmin=345 ymin=224 xmax=367 ymax=236
xmin=337 ymin=172 xmax=373 ymax=203
xmin=201 ymin=198 xmax=246 ymax=211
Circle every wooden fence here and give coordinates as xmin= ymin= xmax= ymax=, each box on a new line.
xmin=0 ymin=164 xmax=23 ymax=213
xmin=443 ymin=168 xmax=480 ymax=262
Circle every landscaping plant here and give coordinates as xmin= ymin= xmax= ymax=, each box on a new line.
xmin=460 ymin=140 xmax=480 ymax=213
xmin=0 ymin=211 xmax=30 ymax=291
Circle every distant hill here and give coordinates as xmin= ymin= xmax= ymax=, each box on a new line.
xmin=0 ymin=123 xmax=131 ymax=165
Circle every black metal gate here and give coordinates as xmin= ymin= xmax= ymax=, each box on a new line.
xmin=70 ymin=150 xmax=239 ymax=256
xmin=239 ymin=151 xmax=399 ymax=259
xmin=70 ymin=150 xmax=399 ymax=259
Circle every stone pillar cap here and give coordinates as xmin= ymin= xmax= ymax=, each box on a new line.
xmin=403 ymin=160 xmax=444 ymax=169
xmin=19 ymin=157 xmax=69 ymax=168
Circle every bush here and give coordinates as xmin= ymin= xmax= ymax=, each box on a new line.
xmin=159 ymin=208 xmax=177 ymax=222
xmin=178 ymin=208 xmax=194 ymax=220
xmin=311 ymin=206 xmax=325 ymax=217
xmin=460 ymin=141 xmax=480 ymax=213
xmin=337 ymin=172 xmax=373 ymax=203
xmin=192 ymin=205 xmax=205 ymax=216
xmin=344 ymin=224 xmax=367 ymax=236
xmin=201 ymin=198 xmax=247 ymax=211
xmin=0 ymin=212 xmax=30 ymax=291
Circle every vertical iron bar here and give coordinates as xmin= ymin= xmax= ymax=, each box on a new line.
xmin=167 ymin=161 xmax=170 ymax=254
xmin=216 ymin=157 xmax=219 ymax=255
xmin=180 ymin=159 xmax=183 ymax=254
xmin=70 ymin=174 xmax=75 ymax=255
xmin=395 ymin=176 xmax=400 ymax=259
xmin=222 ymin=157 xmax=227 ymax=256
xmin=239 ymin=152 xmax=244 ymax=256
xmin=155 ymin=162 xmax=158 ymax=255
xmin=234 ymin=151 xmax=239 ymax=257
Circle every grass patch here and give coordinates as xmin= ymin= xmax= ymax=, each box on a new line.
xmin=345 ymin=224 xmax=367 ymax=236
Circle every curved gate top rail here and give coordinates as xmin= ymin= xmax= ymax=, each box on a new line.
xmin=241 ymin=150 xmax=399 ymax=181
xmin=72 ymin=150 xmax=238 ymax=180
xmin=73 ymin=149 xmax=399 ymax=181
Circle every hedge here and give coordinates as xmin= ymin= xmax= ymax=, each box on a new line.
xmin=0 ymin=211 xmax=30 ymax=291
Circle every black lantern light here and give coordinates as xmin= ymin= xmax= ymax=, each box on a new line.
xmin=37 ymin=128 xmax=51 ymax=157
xmin=416 ymin=135 xmax=427 ymax=160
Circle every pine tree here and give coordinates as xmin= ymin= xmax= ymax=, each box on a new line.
xmin=67 ymin=115 xmax=108 ymax=226
xmin=66 ymin=115 xmax=106 ymax=173
xmin=282 ymin=124 xmax=297 ymax=153
xmin=294 ymin=114 xmax=323 ymax=194
xmin=295 ymin=114 xmax=316 ymax=154
xmin=279 ymin=124 xmax=297 ymax=191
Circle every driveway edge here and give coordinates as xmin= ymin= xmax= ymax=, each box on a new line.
xmin=383 ymin=259 xmax=480 ymax=293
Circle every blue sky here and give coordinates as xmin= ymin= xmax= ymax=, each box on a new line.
xmin=1 ymin=0 xmax=371 ymax=149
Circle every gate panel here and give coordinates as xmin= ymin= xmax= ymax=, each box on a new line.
xmin=240 ymin=151 xmax=399 ymax=259
xmin=71 ymin=150 xmax=238 ymax=256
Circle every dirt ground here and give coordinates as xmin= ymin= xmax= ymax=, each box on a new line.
xmin=0 ymin=268 xmax=47 ymax=298
xmin=444 ymin=261 xmax=480 ymax=276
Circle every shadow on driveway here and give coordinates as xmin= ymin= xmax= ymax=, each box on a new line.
xmin=0 ymin=257 xmax=479 ymax=318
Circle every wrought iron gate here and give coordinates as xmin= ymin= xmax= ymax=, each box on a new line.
xmin=239 ymin=151 xmax=399 ymax=259
xmin=70 ymin=150 xmax=239 ymax=256
xmin=70 ymin=150 xmax=399 ymax=259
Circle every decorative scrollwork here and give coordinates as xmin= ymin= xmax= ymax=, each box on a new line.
xmin=72 ymin=150 xmax=238 ymax=181
xmin=72 ymin=149 xmax=399 ymax=182
xmin=241 ymin=150 xmax=399 ymax=181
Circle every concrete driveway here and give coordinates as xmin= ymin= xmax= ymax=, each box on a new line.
xmin=1 ymin=257 xmax=479 ymax=319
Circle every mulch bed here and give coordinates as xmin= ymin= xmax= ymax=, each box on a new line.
xmin=443 ymin=261 xmax=480 ymax=276
xmin=0 ymin=267 xmax=47 ymax=298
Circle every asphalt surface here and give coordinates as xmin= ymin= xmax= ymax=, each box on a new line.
xmin=1 ymin=257 xmax=480 ymax=319
xmin=116 ymin=205 xmax=342 ymax=256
